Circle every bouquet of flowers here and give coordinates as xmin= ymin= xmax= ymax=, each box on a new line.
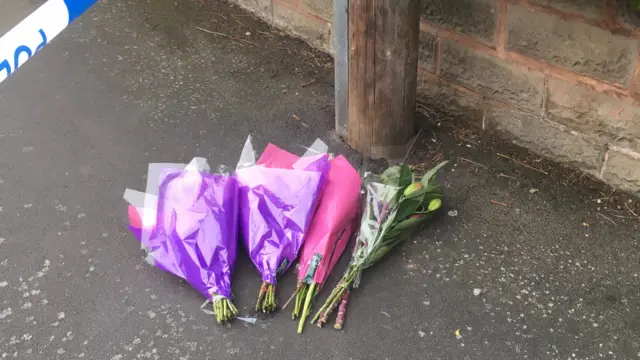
xmin=254 ymin=140 xmax=362 ymax=333
xmin=235 ymin=137 xmax=330 ymax=313
xmin=124 ymin=158 xmax=240 ymax=323
xmin=313 ymin=161 xmax=448 ymax=329
xmin=125 ymin=160 xmax=198 ymax=276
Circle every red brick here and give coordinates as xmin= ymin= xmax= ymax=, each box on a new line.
xmin=439 ymin=39 xmax=545 ymax=111
xmin=528 ymin=0 xmax=605 ymax=21
xmin=547 ymin=77 xmax=640 ymax=140
xmin=507 ymin=4 xmax=639 ymax=84
xmin=487 ymin=107 xmax=605 ymax=171
xmin=420 ymin=0 xmax=499 ymax=43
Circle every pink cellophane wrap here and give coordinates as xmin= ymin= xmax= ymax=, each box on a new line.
xmin=257 ymin=144 xmax=361 ymax=286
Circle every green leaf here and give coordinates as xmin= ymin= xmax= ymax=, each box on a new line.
xmin=420 ymin=160 xmax=449 ymax=187
xmin=420 ymin=186 xmax=443 ymax=203
xmin=395 ymin=195 xmax=424 ymax=222
xmin=381 ymin=218 xmax=423 ymax=244
xmin=363 ymin=245 xmax=393 ymax=268
xmin=381 ymin=166 xmax=401 ymax=186
xmin=389 ymin=216 xmax=423 ymax=233
xmin=402 ymin=183 xmax=443 ymax=200
xmin=381 ymin=164 xmax=413 ymax=187
xmin=415 ymin=191 xmax=444 ymax=214
xmin=398 ymin=164 xmax=413 ymax=187
xmin=382 ymin=227 xmax=410 ymax=241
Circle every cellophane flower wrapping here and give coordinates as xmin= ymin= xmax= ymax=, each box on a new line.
xmin=312 ymin=162 xmax=448 ymax=329
xmin=256 ymin=143 xmax=361 ymax=287
xmin=235 ymin=144 xmax=329 ymax=285
xmin=123 ymin=158 xmax=240 ymax=322
xmin=234 ymin=136 xmax=329 ymax=312
xmin=256 ymin=141 xmax=361 ymax=332
xmin=125 ymin=160 xmax=207 ymax=279
xmin=150 ymin=169 xmax=239 ymax=299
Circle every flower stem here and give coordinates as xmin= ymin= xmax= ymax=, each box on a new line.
xmin=297 ymin=282 xmax=316 ymax=334
xmin=256 ymin=282 xmax=277 ymax=313
xmin=212 ymin=296 xmax=238 ymax=324
xmin=214 ymin=300 xmax=221 ymax=324
xmin=283 ymin=283 xmax=302 ymax=310
xmin=293 ymin=284 xmax=306 ymax=319
xmin=270 ymin=284 xmax=277 ymax=312
xmin=312 ymin=282 xmax=342 ymax=323
xmin=312 ymin=266 xmax=360 ymax=325
xmin=334 ymin=290 xmax=350 ymax=330
xmin=255 ymin=282 xmax=266 ymax=312
xmin=229 ymin=300 xmax=238 ymax=315
xmin=223 ymin=299 xmax=228 ymax=320
xmin=264 ymin=284 xmax=271 ymax=312
xmin=320 ymin=288 xmax=343 ymax=323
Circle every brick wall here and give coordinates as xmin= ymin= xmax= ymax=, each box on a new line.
xmin=230 ymin=0 xmax=640 ymax=195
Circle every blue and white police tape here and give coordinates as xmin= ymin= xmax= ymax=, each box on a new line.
xmin=0 ymin=0 xmax=97 ymax=85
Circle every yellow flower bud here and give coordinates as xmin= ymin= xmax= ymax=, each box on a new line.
xmin=427 ymin=198 xmax=442 ymax=212
xmin=403 ymin=182 xmax=423 ymax=197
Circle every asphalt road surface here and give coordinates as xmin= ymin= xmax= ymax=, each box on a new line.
xmin=1 ymin=1 xmax=639 ymax=359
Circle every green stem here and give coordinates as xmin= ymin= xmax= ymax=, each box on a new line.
xmin=312 ymin=283 xmax=342 ymax=323
xmin=283 ymin=283 xmax=302 ymax=310
xmin=264 ymin=286 xmax=269 ymax=311
xmin=271 ymin=284 xmax=277 ymax=310
xmin=229 ymin=301 xmax=238 ymax=315
xmin=299 ymin=288 xmax=305 ymax=314
xmin=311 ymin=294 xmax=338 ymax=323
xmin=292 ymin=285 xmax=303 ymax=318
xmin=298 ymin=282 xmax=317 ymax=334
xmin=322 ymin=288 xmax=343 ymax=320
xmin=222 ymin=299 xmax=227 ymax=321
xmin=214 ymin=300 xmax=221 ymax=324
xmin=264 ymin=284 xmax=276 ymax=312
xmin=256 ymin=283 xmax=266 ymax=312
xmin=296 ymin=284 xmax=307 ymax=317
xmin=312 ymin=266 xmax=360 ymax=324
xmin=269 ymin=287 xmax=274 ymax=311
xmin=264 ymin=285 xmax=270 ymax=312
xmin=220 ymin=300 xmax=225 ymax=322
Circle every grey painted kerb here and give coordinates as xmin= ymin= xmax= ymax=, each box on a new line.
xmin=334 ymin=0 xmax=348 ymax=136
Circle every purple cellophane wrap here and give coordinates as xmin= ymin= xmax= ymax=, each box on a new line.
xmin=235 ymin=154 xmax=329 ymax=284
xmin=145 ymin=170 xmax=239 ymax=299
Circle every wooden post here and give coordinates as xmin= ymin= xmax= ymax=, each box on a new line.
xmin=346 ymin=0 xmax=420 ymax=159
